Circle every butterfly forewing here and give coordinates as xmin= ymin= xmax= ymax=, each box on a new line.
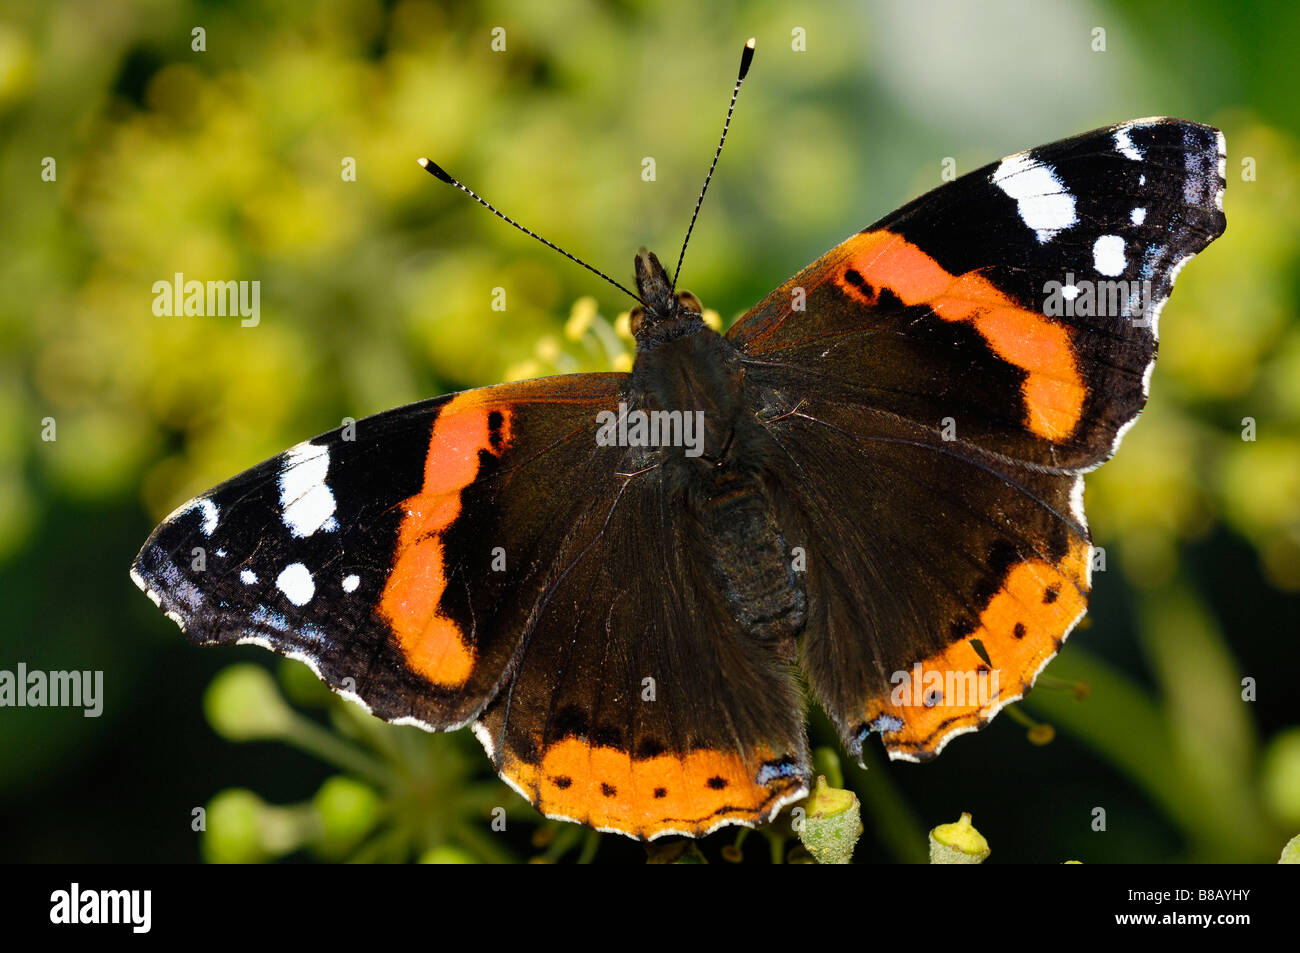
xmin=132 ymin=376 xmax=628 ymax=730
xmin=730 ymin=118 xmax=1226 ymax=472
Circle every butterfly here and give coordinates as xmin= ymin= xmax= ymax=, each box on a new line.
xmin=132 ymin=39 xmax=1226 ymax=840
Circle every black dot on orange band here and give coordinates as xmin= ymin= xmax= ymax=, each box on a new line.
xmin=1013 ymin=622 xmax=1027 ymax=639
xmin=707 ymin=776 xmax=728 ymax=790
xmin=600 ymin=782 xmax=617 ymax=797
xmin=1044 ymin=585 xmax=1060 ymax=604
xmin=552 ymin=775 xmax=572 ymax=789
xmin=653 ymin=787 xmax=667 ymax=799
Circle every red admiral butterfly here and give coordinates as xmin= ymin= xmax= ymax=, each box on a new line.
xmin=133 ymin=39 xmax=1226 ymax=839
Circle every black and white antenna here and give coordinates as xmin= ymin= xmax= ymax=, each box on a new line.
xmin=417 ymin=157 xmax=645 ymax=306
xmin=420 ymin=36 xmax=758 ymax=308
xmin=669 ymin=37 xmax=756 ymax=295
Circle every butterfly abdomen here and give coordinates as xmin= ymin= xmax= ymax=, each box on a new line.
xmin=698 ymin=473 xmax=807 ymax=646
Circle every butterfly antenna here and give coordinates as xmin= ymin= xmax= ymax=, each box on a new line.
xmin=669 ymin=37 xmax=756 ymax=296
xmin=417 ymin=158 xmax=645 ymax=306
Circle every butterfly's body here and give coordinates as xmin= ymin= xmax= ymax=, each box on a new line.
xmin=629 ymin=250 xmax=808 ymax=648
xmin=134 ymin=115 xmax=1226 ymax=841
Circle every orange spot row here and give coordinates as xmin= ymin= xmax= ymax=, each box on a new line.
xmin=836 ymin=230 xmax=1086 ymax=442
xmin=503 ymin=738 xmax=801 ymax=838
xmin=866 ymin=539 xmax=1091 ymax=757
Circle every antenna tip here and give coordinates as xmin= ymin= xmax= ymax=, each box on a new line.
xmin=418 ymin=157 xmax=455 ymax=184
xmin=739 ymin=37 xmax=756 ymax=79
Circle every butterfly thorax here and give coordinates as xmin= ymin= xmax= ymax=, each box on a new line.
xmin=627 ymin=255 xmax=807 ymax=648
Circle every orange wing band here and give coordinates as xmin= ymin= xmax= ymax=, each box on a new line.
xmin=378 ymin=392 xmax=515 ymax=688
xmin=865 ymin=538 xmax=1092 ymax=760
xmin=835 ymin=230 xmax=1086 ymax=442
xmin=501 ymin=739 xmax=807 ymax=839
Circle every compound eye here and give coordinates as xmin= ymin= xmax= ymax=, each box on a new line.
xmin=629 ymin=306 xmax=646 ymax=336
xmin=676 ymin=291 xmax=702 ymax=315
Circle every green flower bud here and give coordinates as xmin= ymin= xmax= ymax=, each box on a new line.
xmin=798 ymin=775 xmax=862 ymax=864
xmin=204 ymin=664 xmax=295 ymax=741
xmin=312 ymin=776 xmax=382 ymax=859
xmin=929 ymin=812 xmax=990 ymax=864
xmin=202 ymin=789 xmax=267 ymax=864
xmin=202 ymin=788 xmax=313 ymax=864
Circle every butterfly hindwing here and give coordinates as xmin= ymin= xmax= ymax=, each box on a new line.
xmin=475 ymin=466 xmax=809 ymax=839
xmin=754 ymin=388 xmax=1091 ymax=761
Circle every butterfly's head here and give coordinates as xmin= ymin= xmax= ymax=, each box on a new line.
xmin=630 ymin=248 xmax=704 ymax=339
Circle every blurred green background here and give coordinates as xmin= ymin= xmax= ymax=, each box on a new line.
xmin=1 ymin=0 xmax=1298 ymax=863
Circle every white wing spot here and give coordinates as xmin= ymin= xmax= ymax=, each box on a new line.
xmin=279 ymin=442 xmax=337 ymax=538
xmin=1093 ymin=234 xmax=1127 ymax=277
xmin=191 ymin=499 xmax=219 ymax=536
xmin=991 ymin=153 xmax=1076 ymax=243
xmin=276 ymin=562 xmax=315 ymax=606
xmin=1114 ymin=126 xmax=1143 ymax=161
xmin=1062 ymin=284 xmax=1080 ymax=300
xmin=240 ymin=569 xmax=257 ymax=585
xmin=342 ymin=574 xmax=360 ymax=593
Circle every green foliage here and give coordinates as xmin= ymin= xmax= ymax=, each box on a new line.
xmin=202 ymin=658 xmax=536 ymax=863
